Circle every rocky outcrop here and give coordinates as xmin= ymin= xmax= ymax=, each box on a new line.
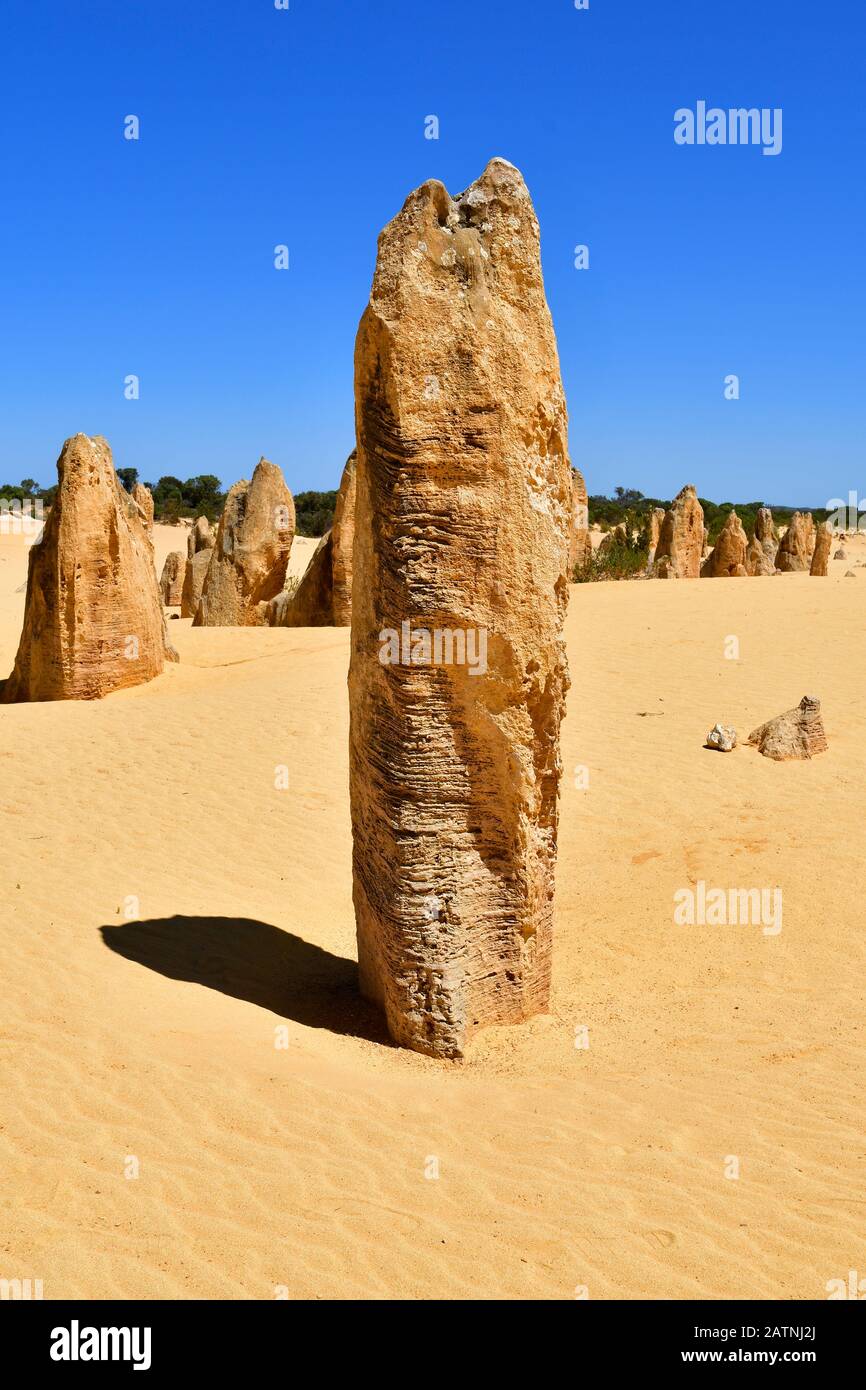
xmin=349 ymin=158 xmax=571 ymax=1058
xmin=180 ymin=517 xmax=216 ymax=618
xmin=159 ymin=550 xmax=187 ymax=605
xmin=269 ymin=452 xmax=357 ymax=627
xmin=568 ymin=466 xmax=592 ymax=575
xmin=810 ymin=522 xmax=832 ymax=576
xmin=748 ymin=695 xmax=828 ymax=760
xmin=702 ymin=510 xmax=748 ymax=577
xmin=652 ymin=485 xmax=704 ymax=578
xmin=194 ymin=459 xmax=294 ymax=626
xmin=746 ymin=507 xmax=778 ymax=575
xmin=776 ymin=512 xmax=812 ymax=572
xmin=131 ymin=483 xmax=154 ymax=536
xmin=2 ymin=434 xmax=177 ymax=702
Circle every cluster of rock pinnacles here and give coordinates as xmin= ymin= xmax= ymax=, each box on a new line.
xmin=586 ymin=487 xmax=832 ymax=581
xmin=0 ymin=159 xmax=835 ymax=1056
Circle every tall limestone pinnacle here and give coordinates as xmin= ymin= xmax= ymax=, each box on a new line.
xmin=349 ymin=158 xmax=571 ymax=1058
xmin=2 ymin=434 xmax=177 ymax=702
xmin=746 ymin=507 xmax=778 ymax=576
xmin=653 ymin=485 xmax=704 ymax=578
xmin=810 ymin=521 xmax=832 ymax=576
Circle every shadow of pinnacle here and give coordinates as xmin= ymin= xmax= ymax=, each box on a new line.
xmin=99 ymin=914 xmax=390 ymax=1044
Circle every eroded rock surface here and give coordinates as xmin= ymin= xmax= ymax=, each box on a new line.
xmin=746 ymin=507 xmax=778 ymax=576
xmin=2 ymin=434 xmax=176 ymax=702
xmin=568 ymin=466 xmax=592 ymax=575
xmin=181 ymin=516 xmax=216 ymax=618
xmin=653 ymin=485 xmax=704 ymax=578
xmin=194 ymin=459 xmax=294 ymax=626
xmin=776 ymin=512 xmax=812 ymax=572
xmin=646 ymin=507 xmax=666 ymax=571
xmin=270 ymin=452 xmax=356 ymax=627
xmin=159 ymin=550 xmax=187 ymax=605
xmin=810 ymin=522 xmax=832 ymax=576
xmin=702 ymin=510 xmax=748 ymax=577
xmin=748 ymin=695 xmax=828 ymax=760
xmin=131 ymin=483 xmax=154 ymax=537
xmin=349 ymin=158 xmax=571 ymax=1057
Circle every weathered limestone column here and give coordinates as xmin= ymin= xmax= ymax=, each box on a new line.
xmin=776 ymin=512 xmax=811 ymax=572
xmin=652 ymin=485 xmax=704 ymax=578
xmin=810 ymin=522 xmax=832 ymax=575
xmin=349 ymin=158 xmax=571 ymax=1058
xmin=2 ymin=434 xmax=176 ymax=702
xmin=745 ymin=508 xmax=778 ymax=575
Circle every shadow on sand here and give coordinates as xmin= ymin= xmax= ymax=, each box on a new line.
xmin=99 ymin=914 xmax=389 ymax=1044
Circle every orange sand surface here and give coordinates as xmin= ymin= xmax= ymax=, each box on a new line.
xmin=2 ymin=523 xmax=864 ymax=1299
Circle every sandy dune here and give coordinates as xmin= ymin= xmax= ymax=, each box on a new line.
xmin=1 ymin=522 xmax=865 ymax=1299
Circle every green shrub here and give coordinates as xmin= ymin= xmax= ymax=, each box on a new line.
xmin=294 ymin=489 xmax=338 ymax=537
xmin=574 ymin=538 xmax=649 ymax=582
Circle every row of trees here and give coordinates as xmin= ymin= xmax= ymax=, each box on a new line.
xmin=114 ymin=471 xmax=339 ymax=536
xmin=115 ymin=469 xmax=224 ymax=523
xmin=1 ymin=468 xmax=340 ymax=537
xmin=2 ymin=475 xmax=828 ymax=547
xmin=0 ymin=478 xmax=56 ymax=504
xmin=294 ymin=490 xmax=338 ymax=537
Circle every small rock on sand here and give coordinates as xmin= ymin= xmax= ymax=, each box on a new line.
xmin=706 ymin=723 xmax=737 ymax=752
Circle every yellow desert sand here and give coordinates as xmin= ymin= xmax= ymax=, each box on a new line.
xmin=2 ymin=522 xmax=865 ymax=1299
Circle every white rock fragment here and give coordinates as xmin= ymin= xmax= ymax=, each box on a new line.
xmin=706 ymin=723 xmax=738 ymax=752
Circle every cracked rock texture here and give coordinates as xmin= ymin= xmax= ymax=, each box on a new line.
xmin=194 ymin=459 xmax=294 ymax=626
xmin=349 ymin=158 xmax=571 ymax=1058
xmin=2 ymin=434 xmax=177 ymax=702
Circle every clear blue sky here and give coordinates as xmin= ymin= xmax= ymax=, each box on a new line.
xmin=1 ymin=0 xmax=863 ymax=506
